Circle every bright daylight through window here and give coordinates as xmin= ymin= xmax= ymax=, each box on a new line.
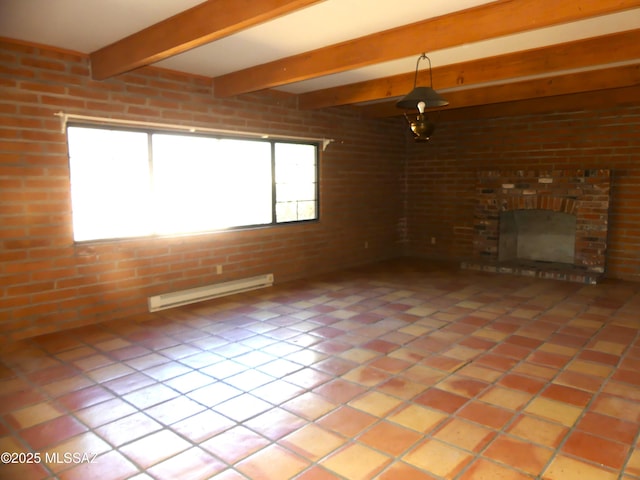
xmin=67 ymin=125 xmax=318 ymax=242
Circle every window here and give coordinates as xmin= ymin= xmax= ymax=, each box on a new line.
xmin=67 ymin=125 xmax=319 ymax=242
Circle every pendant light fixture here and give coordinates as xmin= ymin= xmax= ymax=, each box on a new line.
xmin=396 ymin=53 xmax=448 ymax=142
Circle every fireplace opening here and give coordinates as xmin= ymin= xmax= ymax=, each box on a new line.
xmin=499 ymin=210 xmax=576 ymax=265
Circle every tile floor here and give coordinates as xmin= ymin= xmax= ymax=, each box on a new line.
xmin=1 ymin=259 xmax=640 ymax=480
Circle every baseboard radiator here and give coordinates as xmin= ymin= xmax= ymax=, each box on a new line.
xmin=148 ymin=273 xmax=274 ymax=312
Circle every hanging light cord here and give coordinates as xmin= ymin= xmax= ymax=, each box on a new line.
xmin=413 ymin=53 xmax=433 ymax=89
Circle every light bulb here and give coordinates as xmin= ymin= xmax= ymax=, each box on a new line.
xmin=417 ymin=101 xmax=426 ymax=114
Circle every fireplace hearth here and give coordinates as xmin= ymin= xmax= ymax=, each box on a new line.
xmin=462 ymin=169 xmax=610 ymax=284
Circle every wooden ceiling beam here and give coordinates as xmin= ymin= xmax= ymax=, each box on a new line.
xmin=89 ymin=0 xmax=322 ymax=80
xmin=298 ymin=29 xmax=640 ymax=110
xmin=435 ymin=85 xmax=640 ymax=121
xmin=359 ymin=63 xmax=640 ymax=117
xmin=213 ymin=0 xmax=640 ymax=97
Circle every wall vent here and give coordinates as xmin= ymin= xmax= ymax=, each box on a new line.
xmin=148 ymin=274 xmax=274 ymax=312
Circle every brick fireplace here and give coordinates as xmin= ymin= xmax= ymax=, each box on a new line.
xmin=462 ymin=169 xmax=610 ymax=284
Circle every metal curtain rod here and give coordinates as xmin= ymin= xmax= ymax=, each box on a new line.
xmin=54 ymin=112 xmax=335 ymax=150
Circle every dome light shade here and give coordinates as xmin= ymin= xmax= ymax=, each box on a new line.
xmin=396 ymin=86 xmax=449 ymax=110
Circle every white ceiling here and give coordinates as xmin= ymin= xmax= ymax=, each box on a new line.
xmin=1 ymin=0 xmax=639 ymax=112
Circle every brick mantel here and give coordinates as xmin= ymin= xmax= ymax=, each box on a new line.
xmin=464 ymin=169 xmax=610 ymax=283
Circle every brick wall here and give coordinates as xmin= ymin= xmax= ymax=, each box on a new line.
xmin=0 ymin=40 xmax=406 ymax=341
xmin=405 ymin=103 xmax=640 ymax=281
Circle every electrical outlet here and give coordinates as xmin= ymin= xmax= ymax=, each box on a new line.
xmin=216 ymin=265 xmax=223 ymax=274
xmin=431 ymin=237 xmax=436 ymax=245
xmin=364 ymin=241 xmax=369 ymax=249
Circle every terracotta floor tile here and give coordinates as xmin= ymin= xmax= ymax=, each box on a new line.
xmin=421 ymin=354 xmax=467 ymax=372
xmin=26 ymin=364 xmax=80 ymax=386
xmin=348 ymin=391 xmax=403 ymax=417
xmin=543 ymin=454 xmax=618 ymax=480
xmin=237 ymin=444 xmax=310 ymax=480
xmin=369 ymin=356 xmax=412 ymax=373
xmin=257 ymin=358 xmax=304 ymax=377
xmin=283 ymin=391 xmax=337 ymax=420
xmin=120 ymin=429 xmax=191 ymax=469
xmin=164 ymin=370 xmax=215 ymax=393
xmin=512 ymin=362 xmax=557 ymax=381
xmin=145 ymin=362 xmax=193 ymax=382
xmin=224 ymin=368 xmax=275 ymax=391
xmin=318 ymin=406 xmax=377 ymax=437
xmin=103 ymin=372 xmax=155 ymax=395
xmin=73 ymin=353 xmax=114 ymax=372
xmin=144 ymin=395 xmax=205 ymax=425
xmin=244 ymin=407 xmax=307 ymax=440
xmin=362 ymin=339 xmax=399 ymax=354
xmin=492 ymin=342 xmax=532 ymax=360
xmin=285 ymin=367 xmax=333 ymax=389
xmin=199 ymin=359 xmax=246 ymax=379
xmin=479 ymin=385 xmax=531 ymax=410
xmin=436 ymin=375 xmax=490 ymax=398
xmin=40 ymin=375 xmax=94 ymax=397
xmin=562 ymin=430 xmax=629 ymax=470
xmin=201 ymin=426 xmax=270 ymax=464
xmin=576 ymin=411 xmax=638 ymax=444
xmin=186 ymin=381 xmax=242 ymax=407
xmin=359 ymin=421 xmax=423 ymax=456
xmin=455 ymin=364 xmax=502 ymax=383
xmin=403 ymin=439 xmax=472 ymax=478
xmin=233 ymin=350 xmax=276 ymax=368
xmin=388 ymin=347 xmax=428 ymax=364
xmin=214 ymin=393 xmax=272 ymax=422
xmin=401 ymin=364 xmax=447 ymax=385
xmin=506 ymin=414 xmax=568 ymax=448
xmin=281 ymin=423 xmax=346 ymax=461
xmin=341 ymin=365 xmax=390 ymax=387
xmin=578 ymin=350 xmax=620 ymax=366
xmin=625 ymin=448 xmax=640 ymax=477
xmin=96 ymin=412 xmax=162 ymax=447
xmin=56 ymin=384 xmax=115 ymax=411
xmin=498 ymin=373 xmax=546 ymax=394
xmin=6 ymin=456 xmax=43 ymax=479
xmin=553 ymin=370 xmax=604 ymax=393
xmin=590 ymin=394 xmax=640 ymax=423
xmin=6 ymin=401 xmax=64 ymax=429
xmin=285 ymin=349 xmax=327 ymax=367
xmin=171 ymin=409 xmax=235 ymax=443
xmin=85 ymin=362 xmax=135 ymax=383
xmin=376 ymin=461 xmax=438 ymax=480
xmin=75 ymin=399 xmax=136 ymax=430
xmin=433 ymin=417 xmax=496 ymax=452
xmin=321 ymin=443 xmax=392 ymax=480
xmin=313 ymin=378 xmax=367 ymax=404
xmin=252 ymin=378 xmax=306 ymax=405
xmin=20 ymin=415 xmax=88 ymax=450
xmin=295 ymin=466 xmax=343 ymax=480
xmin=122 ymin=383 xmax=179 ymax=409
xmin=44 ymin=431 xmax=111 ymax=473
xmin=602 ymin=379 xmax=640 ymax=402
xmin=376 ymin=377 xmax=426 ymax=400
xmin=58 ymin=450 xmax=139 ymax=480
xmin=414 ymin=388 xmax=468 ymax=413
xmin=541 ymin=383 xmax=593 ymax=407
xmin=483 ymin=434 xmax=554 ymax=475
xmin=458 ymin=458 xmax=535 ymax=480
xmin=146 ymin=447 xmax=225 ymax=480
xmin=387 ymin=403 xmax=448 ymax=433
xmin=525 ymin=397 xmax=583 ymax=427
xmin=457 ymin=401 xmax=514 ymax=430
